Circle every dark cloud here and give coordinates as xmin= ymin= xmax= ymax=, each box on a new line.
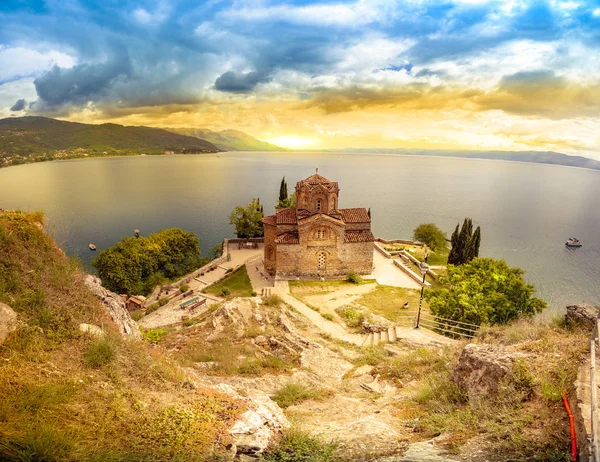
xmin=34 ymin=54 xmax=131 ymax=107
xmin=10 ymin=98 xmax=26 ymax=111
xmin=214 ymin=70 xmax=272 ymax=93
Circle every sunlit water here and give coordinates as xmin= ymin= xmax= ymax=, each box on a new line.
xmin=1 ymin=152 xmax=599 ymax=312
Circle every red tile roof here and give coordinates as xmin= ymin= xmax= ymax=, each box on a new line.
xmin=344 ymin=230 xmax=375 ymax=243
xmin=276 ymin=208 xmax=297 ymax=224
xmin=339 ymin=208 xmax=370 ymax=223
xmin=275 ymin=232 xmax=299 ymax=244
xmin=262 ymin=215 xmax=276 ymax=226
xmin=297 ymin=173 xmax=338 ymax=192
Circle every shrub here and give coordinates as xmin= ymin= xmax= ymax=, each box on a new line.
xmin=263 ymin=428 xmax=339 ymax=462
xmin=130 ymin=309 xmax=144 ymax=321
xmin=221 ymin=287 xmax=230 ymax=296
xmin=262 ymin=294 xmax=283 ymax=306
xmin=321 ymin=313 xmax=334 ymax=321
xmin=335 ymin=305 xmax=364 ymax=328
xmin=158 ymin=296 xmax=169 ymax=307
xmin=238 ymin=359 xmax=262 ymax=375
xmin=145 ymin=302 xmax=160 ymax=314
xmin=251 ymin=291 xmax=257 ymax=297
xmin=272 ymin=383 xmax=332 ymax=408
xmin=179 ymin=284 xmax=189 ymax=292
xmin=84 ymin=337 xmax=117 ymax=368
xmin=413 ymin=223 xmax=448 ymax=251
xmin=346 ymin=271 xmax=362 ymax=284
xmin=142 ymin=328 xmax=167 ymax=344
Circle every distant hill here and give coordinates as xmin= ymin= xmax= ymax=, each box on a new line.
xmin=0 ymin=117 xmax=221 ymax=165
xmin=166 ymin=127 xmax=285 ymax=152
xmin=336 ymin=148 xmax=600 ymax=171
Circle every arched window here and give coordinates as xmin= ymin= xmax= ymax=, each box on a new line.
xmin=332 ymin=197 xmax=336 ymax=209
xmin=318 ymin=251 xmax=326 ymax=270
xmin=316 ymin=199 xmax=322 ymax=212
xmin=315 ymin=229 xmax=327 ymax=240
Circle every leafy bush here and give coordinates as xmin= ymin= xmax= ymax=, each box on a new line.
xmin=413 ymin=223 xmax=448 ymax=251
xmin=92 ymin=228 xmax=206 ymax=295
xmin=142 ymin=328 xmax=167 ymax=344
xmin=263 ymin=429 xmax=339 ymax=462
xmin=158 ymin=296 xmax=169 ymax=307
xmin=221 ymin=287 xmax=230 ymax=296
xmin=425 ymin=258 xmax=546 ymax=327
xmin=335 ymin=306 xmax=364 ymax=327
xmin=179 ymin=284 xmax=189 ymax=292
xmin=84 ymin=337 xmax=117 ymax=368
xmin=321 ymin=313 xmax=334 ymax=321
xmin=346 ymin=271 xmax=362 ymax=284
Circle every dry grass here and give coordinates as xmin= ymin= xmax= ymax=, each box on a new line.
xmin=0 ymin=211 xmax=245 ymax=460
xmin=203 ymin=265 xmax=253 ymax=299
xmin=354 ymin=285 xmax=429 ymax=322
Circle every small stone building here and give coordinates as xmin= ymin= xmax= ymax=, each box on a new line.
xmin=263 ymin=172 xmax=374 ymax=278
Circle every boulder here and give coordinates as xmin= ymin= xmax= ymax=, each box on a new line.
xmin=84 ymin=275 xmax=141 ymax=339
xmin=566 ymin=303 xmax=598 ymax=330
xmin=453 ymin=343 xmax=529 ymax=399
xmin=0 ymin=302 xmax=17 ymax=344
xmin=211 ymin=384 xmax=289 ymax=459
xmin=79 ymin=323 xmax=104 ymax=336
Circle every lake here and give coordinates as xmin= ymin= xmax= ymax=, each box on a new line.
xmin=1 ymin=152 xmax=599 ymax=311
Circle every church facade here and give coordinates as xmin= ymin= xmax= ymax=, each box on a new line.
xmin=262 ymin=172 xmax=374 ymax=278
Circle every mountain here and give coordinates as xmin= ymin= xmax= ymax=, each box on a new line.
xmin=335 ymin=148 xmax=600 ymax=171
xmin=166 ymin=127 xmax=285 ymax=152
xmin=0 ymin=117 xmax=221 ymax=161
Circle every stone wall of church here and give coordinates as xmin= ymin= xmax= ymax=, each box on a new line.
xmin=263 ymin=223 xmax=277 ymax=273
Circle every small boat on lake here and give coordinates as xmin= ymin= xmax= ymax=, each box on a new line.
xmin=565 ymin=238 xmax=582 ymax=248
xmin=89 ymin=243 xmax=97 ymax=251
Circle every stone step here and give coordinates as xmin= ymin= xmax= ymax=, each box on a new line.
xmin=373 ymin=331 xmax=380 ymax=346
xmin=381 ymin=329 xmax=389 ymax=343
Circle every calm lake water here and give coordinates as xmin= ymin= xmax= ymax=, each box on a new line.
xmin=1 ymin=152 xmax=599 ymax=311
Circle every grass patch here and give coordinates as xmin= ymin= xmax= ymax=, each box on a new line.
xmin=130 ymin=309 xmax=144 ymax=321
xmin=321 ymin=313 xmax=334 ymax=321
xmin=203 ymin=266 xmax=253 ymax=299
xmin=84 ymin=337 xmax=118 ymax=368
xmin=335 ymin=305 xmax=365 ymax=328
xmin=141 ymin=328 xmax=168 ymax=344
xmin=272 ymin=383 xmax=334 ymax=408
xmin=355 ymin=285 xmax=427 ymax=322
xmin=263 ymin=428 xmax=339 ymax=462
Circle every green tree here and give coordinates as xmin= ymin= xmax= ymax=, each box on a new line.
xmin=413 ymin=223 xmax=447 ymax=251
xmin=424 ymin=258 xmax=546 ymax=327
xmin=230 ymin=198 xmax=264 ymax=238
xmin=92 ymin=228 xmax=205 ymax=295
xmin=277 ymin=191 xmax=297 ymax=209
xmin=279 ymin=177 xmax=288 ymax=202
xmin=448 ymin=218 xmax=481 ymax=265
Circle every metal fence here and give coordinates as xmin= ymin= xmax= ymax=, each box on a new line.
xmin=396 ymin=311 xmax=479 ymax=339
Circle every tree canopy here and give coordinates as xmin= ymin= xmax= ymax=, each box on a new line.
xmin=424 ymin=258 xmax=546 ymax=327
xmin=448 ymin=218 xmax=481 ymax=265
xmin=276 ymin=176 xmax=296 ymax=209
xmin=413 ymin=223 xmax=447 ymax=251
xmin=230 ymin=198 xmax=264 ymax=238
xmin=92 ymin=228 xmax=205 ymax=295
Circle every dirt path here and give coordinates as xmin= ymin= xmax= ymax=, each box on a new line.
xmin=303 ymin=283 xmax=378 ymax=313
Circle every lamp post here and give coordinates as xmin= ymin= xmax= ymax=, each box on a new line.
xmin=415 ymin=262 xmax=429 ymax=329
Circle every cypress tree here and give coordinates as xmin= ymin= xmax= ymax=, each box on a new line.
xmin=470 ymin=226 xmax=481 ymax=259
xmin=448 ymin=224 xmax=460 ymax=265
xmin=457 ymin=218 xmax=473 ymax=264
xmin=367 ymin=207 xmax=371 ymax=219
xmin=279 ymin=177 xmax=288 ymax=202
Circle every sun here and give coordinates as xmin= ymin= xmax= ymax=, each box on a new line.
xmin=268 ymin=135 xmax=318 ymax=149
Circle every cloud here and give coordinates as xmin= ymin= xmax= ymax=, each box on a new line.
xmin=10 ymin=98 xmax=26 ymax=111
xmin=214 ymin=70 xmax=272 ymax=93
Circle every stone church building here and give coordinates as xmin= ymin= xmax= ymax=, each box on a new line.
xmin=263 ymin=172 xmax=374 ymax=278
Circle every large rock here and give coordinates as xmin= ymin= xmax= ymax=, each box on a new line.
xmin=84 ymin=275 xmax=141 ymax=338
xmin=566 ymin=303 xmax=598 ymax=330
xmin=453 ymin=343 xmax=528 ymax=399
xmin=0 ymin=302 xmax=17 ymax=344
xmin=212 ymin=384 xmax=289 ymax=459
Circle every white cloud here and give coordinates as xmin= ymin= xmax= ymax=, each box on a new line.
xmin=132 ymin=5 xmax=169 ymax=25
xmin=0 ymin=77 xmax=38 ymax=117
xmin=0 ymin=47 xmax=75 ymax=83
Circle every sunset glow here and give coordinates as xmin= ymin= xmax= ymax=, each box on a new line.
xmin=1 ymin=1 xmax=600 ymax=157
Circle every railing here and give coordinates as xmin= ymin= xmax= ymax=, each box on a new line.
xmin=396 ymin=311 xmax=479 ymax=339
xmin=590 ymin=310 xmax=600 ymax=461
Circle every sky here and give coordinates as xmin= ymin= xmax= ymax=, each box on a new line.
xmin=1 ymin=0 xmax=600 ymax=155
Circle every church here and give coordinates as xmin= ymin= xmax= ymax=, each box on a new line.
xmin=262 ymin=171 xmax=374 ymax=278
